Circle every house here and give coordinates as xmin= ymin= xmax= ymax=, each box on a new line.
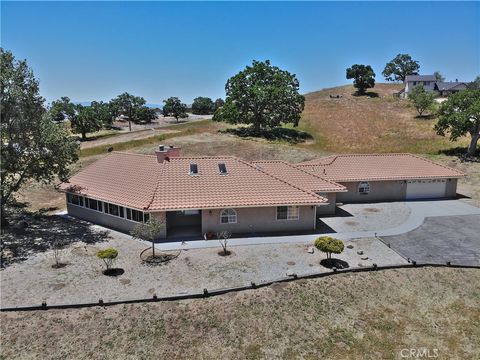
xmin=403 ymin=75 xmax=437 ymax=97
xmin=59 ymin=147 xmax=464 ymax=240
xmin=403 ymin=74 xmax=468 ymax=98
xmin=297 ymin=153 xmax=464 ymax=202
xmin=434 ymin=81 xmax=468 ymax=97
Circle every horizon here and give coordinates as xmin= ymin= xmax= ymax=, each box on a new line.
xmin=1 ymin=1 xmax=479 ymax=105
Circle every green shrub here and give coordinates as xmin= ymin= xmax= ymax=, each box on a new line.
xmin=97 ymin=247 xmax=118 ymax=270
xmin=314 ymin=236 xmax=344 ymax=259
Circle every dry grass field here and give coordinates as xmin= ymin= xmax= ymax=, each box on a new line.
xmin=1 ymin=267 xmax=479 ymax=359
xmin=299 ymin=83 xmax=470 ymax=153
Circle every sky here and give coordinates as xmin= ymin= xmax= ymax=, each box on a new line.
xmin=1 ymin=1 xmax=479 ymax=105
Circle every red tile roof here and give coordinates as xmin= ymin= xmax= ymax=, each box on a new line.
xmin=251 ymin=160 xmax=346 ymax=193
xmin=297 ymin=153 xmax=465 ymax=182
xmin=59 ymin=152 xmax=327 ymax=211
xmin=148 ymin=156 xmax=327 ymax=210
xmin=59 ymin=152 xmax=160 ymax=210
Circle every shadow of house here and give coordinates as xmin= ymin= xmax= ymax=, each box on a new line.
xmin=1 ymin=206 xmax=111 ymax=268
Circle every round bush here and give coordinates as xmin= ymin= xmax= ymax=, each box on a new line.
xmin=314 ymin=236 xmax=344 ymax=259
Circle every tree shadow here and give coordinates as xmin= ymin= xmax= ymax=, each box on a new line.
xmin=320 ymin=258 xmax=350 ymax=269
xmin=414 ymin=114 xmax=437 ymax=120
xmin=1 ymin=206 xmax=111 ymax=268
xmin=222 ymin=126 xmax=313 ymax=144
xmin=352 ymin=91 xmax=379 ymax=98
xmin=438 ymin=147 xmax=479 ymax=162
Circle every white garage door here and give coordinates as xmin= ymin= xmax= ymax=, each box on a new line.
xmin=406 ymin=179 xmax=447 ymax=200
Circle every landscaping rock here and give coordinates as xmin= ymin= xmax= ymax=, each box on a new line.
xmin=286 ymin=270 xmax=296 ymax=277
xmin=307 ymin=247 xmax=314 ymax=254
xmin=357 ymin=250 xmax=364 ymax=255
xmin=347 ymin=244 xmax=354 ymax=249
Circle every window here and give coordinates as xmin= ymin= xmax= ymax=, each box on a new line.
xmin=358 ymin=182 xmax=370 ymax=194
xmin=143 ymin=213 xmax=150 ymax=223
xmin=189 ymin=163 xmax=199 ymax=175
xmin=413 ymin=81 xmax=417 ymax=85
xmin=107 ymin=203 xmax=119 ymax=216
xmin=218 ymin=163 xmax=228 ymax=175
xmin=276 ymin=206 xmax=299 ymax=220
xmin=424 ymin=81 xmax=430 ymax=86
xmin=127 ymin=208 xmax=143 ymax=222
xmin=68 ymin=194 xmax=84 ymax=207
xmin=220 ymin=208 xmax=237 ymax=224
xmin=86 ymin=198 xmax=101 ymax=212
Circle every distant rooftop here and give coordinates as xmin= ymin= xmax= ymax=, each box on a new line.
xmin=405 ymin=75 xmax=436 ymax=82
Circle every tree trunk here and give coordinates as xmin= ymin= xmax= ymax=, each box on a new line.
xmin=152 ymin=240 xmax=155 ymax=258
xmin=467 ymin=132 xmax=479 ymax=156
xmin=128 ymin=119 xmax=132 ymax=132
xmin=81 ymin=131 xmax=87 ymax=140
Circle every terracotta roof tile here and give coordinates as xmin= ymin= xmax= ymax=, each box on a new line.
xmin=297 ymin=153 xmax=465 ymax=182
xmin=60 ymin=153 xmax=327 ymax=211
xmin=59 ymin=152 xmax=160 ymax=210
xmin=149 ymin=157 xmax=326 ymax=211
xmin=251 ymin=160 xmax=346 ymax=193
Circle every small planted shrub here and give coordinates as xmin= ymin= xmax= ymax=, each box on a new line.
xmin=217 ymin=230 xmax=232 ymax=256
xmin=314 ymin=236 xmax=348 ymax=269
xmin=97 ymin=248 xmax=123 ymax=276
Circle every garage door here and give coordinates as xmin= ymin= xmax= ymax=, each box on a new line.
xmin=406 ymin=179 xmax=447 ymax=200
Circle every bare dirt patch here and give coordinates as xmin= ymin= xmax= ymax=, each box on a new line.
xmin=1 ymin=267 xmax=478 ymax=359
xmin=0 ymin=235 xmax=404 ymax=308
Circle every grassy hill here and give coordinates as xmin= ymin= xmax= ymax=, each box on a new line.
xmin=299 ymin=83 xmax=470 ymax=154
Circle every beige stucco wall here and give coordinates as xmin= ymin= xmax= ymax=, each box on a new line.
xmin=316 ymin=193 xmax=337 ymax=215
xmin=445 ymin=178 xmax=458 ymax=198
xmin=337 ymin=179 xmax=459 ymax=203
xmin=201 ymin=206 xmax=316 ymax=235
xmin=336 ymin=180 xmax=407 ymax=203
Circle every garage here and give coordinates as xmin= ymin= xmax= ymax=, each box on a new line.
xmin=406 ymin=179 xmax=447 ymax=200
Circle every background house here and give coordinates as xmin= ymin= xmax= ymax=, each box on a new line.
xmin=434 ymin=81 xmax=468 ymax=96
xmin=403 ymin=74 xmax=468 ymax=98
xmin=403 ymin=75 xmax=437 ymax=97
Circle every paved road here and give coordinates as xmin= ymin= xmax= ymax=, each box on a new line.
xmin=383 ymin=215 xmax=480 ymax=266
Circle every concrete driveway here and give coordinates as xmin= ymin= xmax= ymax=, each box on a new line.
xmin=383 ymin=214 xmax=480 ymax=266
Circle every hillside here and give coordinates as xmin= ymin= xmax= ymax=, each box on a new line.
xmin=299 ymin=83 xmax=469 ymax=154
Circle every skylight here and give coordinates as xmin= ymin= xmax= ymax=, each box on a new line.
xmin=218 ymin=163 xmax=228 ymax=175
xmin=189 ymin=163 xmax=199 ymax=175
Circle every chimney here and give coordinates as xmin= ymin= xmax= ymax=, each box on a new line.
xmin=455 ymin=78 xmax=458 ymax=82
xmin=155 ymin=144 xmax=181 ymax=163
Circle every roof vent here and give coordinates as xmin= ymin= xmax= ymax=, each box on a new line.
xmin=218 ymin=163 xmax=228 ymax=175
xmin=189 ymin=163 xmax=199 ymax=175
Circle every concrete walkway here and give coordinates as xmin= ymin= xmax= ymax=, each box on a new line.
xmin=155 ymin=200 xmax=480 ymax=251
